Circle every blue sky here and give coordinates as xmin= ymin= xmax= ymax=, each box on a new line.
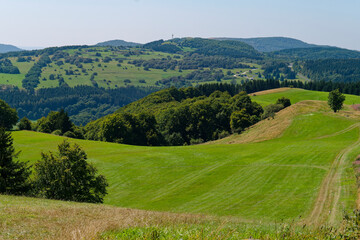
xmin=1 ymin=0 xmax=360 ymax=50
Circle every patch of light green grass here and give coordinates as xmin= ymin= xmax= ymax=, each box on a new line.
xmin=0 ymin=73 xmax=24 ymax=87
xmin=252 ymin=88 xmax=360 ymax=106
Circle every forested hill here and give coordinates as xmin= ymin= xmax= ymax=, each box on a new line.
xmin=95 ymin=39 xmax=141 ymax=47
xmin=0 ymin=43 xmax=22 ymax=53
xmin=84 ymin=83 xmax=263 ymax=146
xmin=214 ymin=37 xmax=316 ymax=52
xmin=269 ymin=46 xmax=360 ymax=60
xmin=294 ymin=59 xmax=360 ymax=82
xmin=143 ymin=38 xmax=263 ymax=59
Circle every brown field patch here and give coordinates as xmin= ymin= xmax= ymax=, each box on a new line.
xmin=0 ymin=195 xmax=211 ymax=240
xmin=249 ymin=87 xmax=294 ymax=96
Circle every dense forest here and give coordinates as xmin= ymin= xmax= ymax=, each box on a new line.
xmin=268 ymin=47 xmax=360 ymax=60
xmin=0 ymin=86 xmax=157 ymax=125
xmin=144 ymin=38 xmax=263 ymax=59
xmin=293 ymin=59 xmax=360 ymax=82
xmin=129 ymin=54 xmax=251 ymax=70
xmin=215 ymin=37 xmax=316 ymax=52
xmin=0 ymin=59 xmax=20 ymax=74
xmin=84 ymin=84 xmax=264 ymax=146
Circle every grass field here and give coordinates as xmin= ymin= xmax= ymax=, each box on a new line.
xmin=0 ymin=73 xmax=25 ymax=87
xmin=251 ymin=88 xmax=360 ymax=106
xmin=3 ymin=88 xmax=360 ymax=238
xmin=12 ymin=100 xmax=360 ymax=223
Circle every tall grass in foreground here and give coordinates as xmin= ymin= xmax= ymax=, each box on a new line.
xmin=101 ymin=211 xmax=360 ymax=239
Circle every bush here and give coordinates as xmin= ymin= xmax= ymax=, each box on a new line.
xmin=276 ymin=97 xmax=291 ymax=108
xmin=262 ymin=104 xmax=285 ymax=119
xmin=63 ymin=131 xmax=76 ymax=138
xmin=33 ymin=141 xmax=108 ymax=203
xmin=52 ymin=129 xmax=62 ymax=136
xmin=230 ymin=109 xmax=252 ymax=133
xmin=18 ymin=117 xmax=32 ymax=130
xmin=190 ymin=138 xmax=204 ymax=145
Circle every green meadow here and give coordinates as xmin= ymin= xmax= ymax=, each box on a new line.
xmin=251 ymin=88 xmax=360 ymax=106
xmin=2 ymin=88 xmax=360 ymax=238
xmin=12 ymin=99 xmax=360 ymax=224
xmin=0 ymin=73 xmax=25 ymax=87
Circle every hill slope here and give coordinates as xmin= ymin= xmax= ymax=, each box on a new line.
xmin=0 ymin=43 xmax=22 ymax=53
xmin=95 ymin=39 xmax=141 ymax=47
xmin=12 ymin=90 xmax=360 ymax=225
xmin=269 ymin=46 xmax=360 ymax=60
xmin=214 ymin=37 xmax=316 ymax=52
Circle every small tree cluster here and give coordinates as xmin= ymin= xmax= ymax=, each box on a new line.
xmin=0 ymin=130 xmax=108 ymax=203
xmin=33 ymin=141 xmax=108 ymax=203
xmin=262 ymin=97 xmax=291 ymax=119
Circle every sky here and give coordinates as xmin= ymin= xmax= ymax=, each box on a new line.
xmin=1 ymin=0 xmax=360 ymax=50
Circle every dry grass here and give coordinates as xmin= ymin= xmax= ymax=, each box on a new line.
xmin=0 ymin=195 xmax=210 ymax=240
xmin=209 ymin=100 xmax=327 ymax=145
xmin=209 ymin=101 xmax=360 ymax=145
xmin=249 ymin=87 xmax=294 ymax=96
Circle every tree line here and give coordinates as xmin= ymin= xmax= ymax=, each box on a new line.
xmin=129 ymin=54 xmax=251 ymax=70
xmin=294 ymin=59 xmax=360 ymax=83
xmin=0 ymin=85 xmax=158 ymax=125
xmin=0 ymin=59 xmax=20 ymax=74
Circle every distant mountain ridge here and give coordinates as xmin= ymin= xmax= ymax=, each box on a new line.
xmin=96 ymin=39 xmax=141 ymax=47
xmin=214 ymin=37 xmax=317 ymax=52
xmin=269 ymin=46 xmax=360 ymax=60
xmin=0 ymin=43 xmax=22 ymax=53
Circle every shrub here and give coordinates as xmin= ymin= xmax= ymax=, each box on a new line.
xmin=230 ymin=109 xmax=252 ymax=133
xmin=33 ymin=141 xmax=108 ymax=203
xmin=276 ymin=97 xmax=291 ymax=108
xmin=63 ymin=131 xmax=76 ymax=138
xmin=190 ymin=138 xmax=204 ymax=145
xmin=18 ymin=117 xmax=32 ymax=130
xmin=52 ymin=129 xmax=62 ymax=136
xmin=262 ymin=104 xmax=284 ymax=119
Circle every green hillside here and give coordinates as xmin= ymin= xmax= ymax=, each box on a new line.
xmin=215 ymin=37 xmax=316 ymax=52
xmin=95 ymin=39 xmax=141 ymax=47
xmin=251 ymin=88 xmax=360 ymax=106
xmin=269 ymin=46 xmax=360 ymax=60
xmin=2 ymin=88 xmax=360 ymax=238
xmin=12 ymin=96 xmax=360 ymax=224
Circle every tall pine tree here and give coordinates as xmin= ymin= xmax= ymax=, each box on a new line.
xmin=0 ymin=128 xmax=31 ymax=194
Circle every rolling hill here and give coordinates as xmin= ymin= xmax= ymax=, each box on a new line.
xmin=0 ymin=43 xmax=22 ymax=53
xmin=214 ymin=37 xmax=317 ymax=52
xmin=12 ymin=89 xmax=360 ymax=220
xmin=269 ymin=46 xmax=360 ymax=60
xmin=3 ymin=88 xmax=360 ymax=238
xmin=95 ymin=39 xmax=141 ymax=47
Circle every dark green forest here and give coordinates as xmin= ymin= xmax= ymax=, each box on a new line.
xmin=294 ymin=59 xmax=360 ymax=82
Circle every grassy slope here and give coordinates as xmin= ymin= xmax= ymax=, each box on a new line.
xmin=3 ymin=88 xmax=360 ymax=238
xmin=0 ymin=46 xmax=265 ymax=89
xmin=12 ymin=98 xmax=360 ymax=224
xmin=251 ymin=88 xmax=360 ymax=106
